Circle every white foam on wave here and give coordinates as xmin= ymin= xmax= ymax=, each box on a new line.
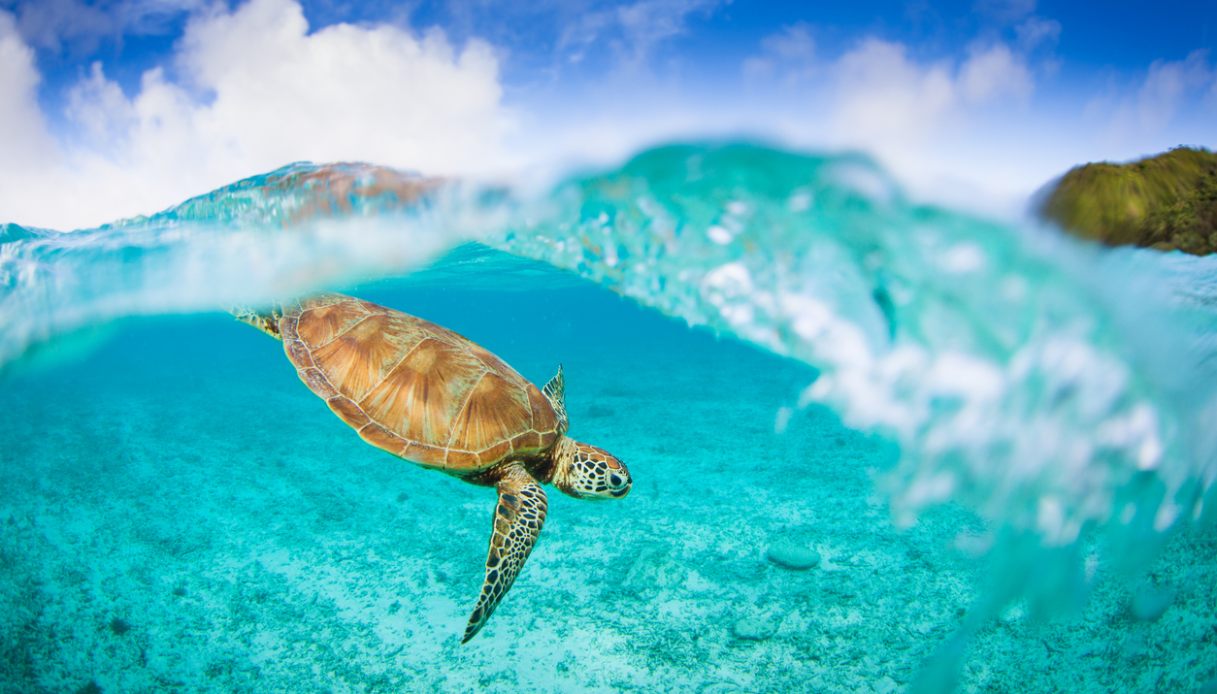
xmin=498 ymin=144 xmax=1217 ymax=569
xmin=0 ymin=171 xmax=512 ymax=366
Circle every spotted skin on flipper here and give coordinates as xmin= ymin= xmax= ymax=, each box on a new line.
xmin=463 ymin=464 xmax=548 ymax=643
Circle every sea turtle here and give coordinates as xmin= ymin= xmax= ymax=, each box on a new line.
xmin=235 ymin=294 xmax=631 ymax=642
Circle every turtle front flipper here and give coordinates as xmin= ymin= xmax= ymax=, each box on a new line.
xmin=462 ymin=465 xmax=548 ymax=643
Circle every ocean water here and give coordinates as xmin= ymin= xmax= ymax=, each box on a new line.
xmin=1 ymin=144 xmax=1215 ymax=692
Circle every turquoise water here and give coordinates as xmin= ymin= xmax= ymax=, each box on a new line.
xmin=2 ymin=144 xmax=1216 ymax=691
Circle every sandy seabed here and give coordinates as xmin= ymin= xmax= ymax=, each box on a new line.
xmin=1 ymin=284 xmax=1214 ymax=693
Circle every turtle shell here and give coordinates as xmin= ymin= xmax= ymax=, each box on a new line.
xmin=280 ymin=294 xmax=562 ymax=471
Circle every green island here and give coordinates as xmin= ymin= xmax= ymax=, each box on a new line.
xmin=1038 ymin=146 xmax=1217 ymax=254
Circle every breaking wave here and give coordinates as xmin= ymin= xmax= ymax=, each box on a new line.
xmin=3 ymin=144 xmax=1215 ymax=639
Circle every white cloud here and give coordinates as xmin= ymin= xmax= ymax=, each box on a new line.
xmin=557 ymin=0 xmax=719 ymax=68
xmin=0 ymin=0 xmax=201 ymax=52
xmin=172 ymin=0 xmax=505 ymax=169
xmin=827 ymin=39 xmax=1032 ymax=152
xmin=1014 ymin=16 xmax=1060 ymax=53
xmin=2 ymin=0 xmax=111 ymax=51
xmin=615 ymin=0 xmax=713 ymax=59
xmin=1135 ymin=51 xmax=1214 ymax=131
xmin=829 ymin=39 xmax=958 ymax=146
xmin=536 ymin=23 xmax=1057 ymax=214
xmin=741 ymin=28 xmax=1037 ymax=164
xmin=959 ymin=43 xmax=1033 ymax=103
xmin=1096 ymin=50 xmax=1217 ymax=145
xmin=0 ymin=0 xmax=510 ymax=229
xmin=0 ymin=11 xmax=57 ymax=167
xmin=743 ymin=22 xmax=815 ymax=83
xmin=738 ymin=35 xmax=1050 ymax=212
xmin=65 ymin=62 xmax=137 ymax=143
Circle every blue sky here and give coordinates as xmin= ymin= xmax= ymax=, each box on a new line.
xmin=0 ymin=0 xmax=1214 ymax=227
xmin=13 ymin=2 xmax=1216 ymax=106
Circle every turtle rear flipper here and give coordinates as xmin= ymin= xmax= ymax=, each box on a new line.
xmin=462 ymin=464 xmax=548 ymax=643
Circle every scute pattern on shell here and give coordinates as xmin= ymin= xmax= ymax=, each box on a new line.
xmin=280 ymin=294 xmax=561 ymax=471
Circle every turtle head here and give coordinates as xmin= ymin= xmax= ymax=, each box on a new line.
xmin=551 ymin=438 xmax=631 ymax=500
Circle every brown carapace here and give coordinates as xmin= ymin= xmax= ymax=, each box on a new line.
xmin=237 ymin=294 xmax=631 ymax=643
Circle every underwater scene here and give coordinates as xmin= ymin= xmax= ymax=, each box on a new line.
xmin=2 ymin=144 xmax=1217 ymax=693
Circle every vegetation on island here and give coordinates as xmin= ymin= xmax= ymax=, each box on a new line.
xmin=1038 ymin=146 xmax=1217 ymax=255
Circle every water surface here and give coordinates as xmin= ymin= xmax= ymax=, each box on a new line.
xmin=2 ymin=144 xmax=1215 ymax=691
